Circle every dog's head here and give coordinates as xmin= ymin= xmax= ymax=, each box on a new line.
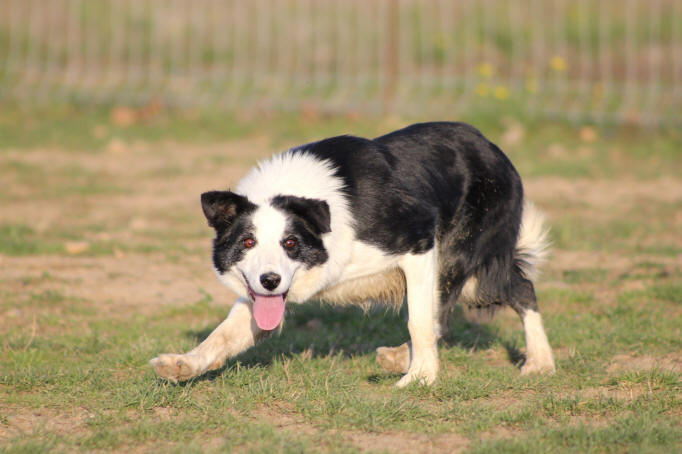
xmin=201 ymin=190 xmax=330 ymax=330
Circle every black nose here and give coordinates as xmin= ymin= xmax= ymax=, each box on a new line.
xmin=260 ymin=272 xmax=281 ymax=291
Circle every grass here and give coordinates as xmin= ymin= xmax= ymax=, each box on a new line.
xmin=0 ymin=108 xmax=680 ymax=453
xmin=1 ymin=279 xmax=679 ymax=452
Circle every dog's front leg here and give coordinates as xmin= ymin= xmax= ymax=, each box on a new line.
xmin=150 ymin=297 xmax=262 ymax=382
xmin=395 ymin=250 xmax=440 ymax=387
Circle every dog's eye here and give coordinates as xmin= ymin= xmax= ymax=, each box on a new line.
xmin=284 ymin=238 xmax=296 ymax=249
xmin=244 ymin=238 xmax=256 ymax=248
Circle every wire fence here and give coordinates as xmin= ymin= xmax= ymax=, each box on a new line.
xmin=1 ymin=0 xmax=680 ymax=125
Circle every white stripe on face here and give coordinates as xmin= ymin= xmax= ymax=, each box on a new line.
xmin=240 ymin=205 xmax=299 ymax=295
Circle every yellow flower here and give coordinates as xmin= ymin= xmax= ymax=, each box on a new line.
xmin=494 ymin=85 xmax=509 ymax=100
xmin=475 ymin=83 xmax=489 ymax=97
xmin=477 ymin=62 xmax=495 ymax=78
xmin=550 ymin=56 xmax=567 ymax=72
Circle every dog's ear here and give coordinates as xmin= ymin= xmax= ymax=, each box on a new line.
xmin=201 ymin=191 xmax=255 ymax=231
xmin=271 ymin=195 xmax=331 ymax=235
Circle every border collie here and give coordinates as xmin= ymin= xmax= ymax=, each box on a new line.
xmin=151 ymin=122 xmax=555 ymax=386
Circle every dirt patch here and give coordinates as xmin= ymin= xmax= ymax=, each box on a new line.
xmin=580 ymin=386 xmax=648 ymax=401
xmin=525 ymin=177 xmax=682 ymax=208
xmin=475 ymin=390 xmax=534 ymax=412
xmin=607 ymin=353 xmax=682 ymax=374
xmin=0 ymin=140 xmax=271 ymax=241
xmin=0 ymin=254 xmax=238 ymax=338
xmin=0 ymin=254 xmax=234 ymax=313
xmin=478 ymin=425 xmax=523 ymax=442
xmin=545 ymin=250 xmax=682 ymax=276
xmin=0 ymin=406 xmax=93 ymax=442
xmin=251 ymin=403 xmax=319 ymax=437
xmin=347 ymin=430 xmax=469 ymax=454
xmin=251 ymin=402 xmax=470 ymax=453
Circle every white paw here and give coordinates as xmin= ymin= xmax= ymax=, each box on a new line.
xmin=395 ymin=366 xmax=438 ymax=388
xmin=394 ymin=352 xmax=438 ymax=388
xmin=520 ymin=357 xmax=556 ymax=375
xmin=150 ymin=353 xmax=201 ymax=383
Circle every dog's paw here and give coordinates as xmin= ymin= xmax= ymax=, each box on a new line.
xmin=150 ymin=353 xmax=201 ymax=383
xmin=376 ymin=342 xmax=410 ymax=374
xmin=520 ymin=360 xmax=556 ymax=375
xmin=395 ymin=367 xmax=437 ymax=388
xmin=394 ymin=351 xmax=438 ymax=388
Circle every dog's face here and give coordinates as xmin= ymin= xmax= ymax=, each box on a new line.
xmin=201 ymin=191 xmax=330 ymax=330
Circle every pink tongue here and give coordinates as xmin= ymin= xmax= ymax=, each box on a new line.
xmin=253 ymin=294 xmax=286 ymax=331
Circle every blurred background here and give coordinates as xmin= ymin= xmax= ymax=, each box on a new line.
xmin=1 ymin=0 xmax=680 ymax=125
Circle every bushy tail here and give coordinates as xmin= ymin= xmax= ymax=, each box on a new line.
xmin=515 ymin=201 xmax=551 ymax=281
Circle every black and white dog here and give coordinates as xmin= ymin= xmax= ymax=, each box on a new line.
xmin=151 ymin=122 xmax=555 ymax=386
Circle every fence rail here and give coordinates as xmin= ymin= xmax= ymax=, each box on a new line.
xmin=1 ymin=0 xmax=680 ymax=124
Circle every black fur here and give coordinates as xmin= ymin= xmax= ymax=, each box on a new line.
xmin=280 ymin=217 xmax=329 ymax=269
xmin=201 ymin=191 xmax=257 ymax=231
xmin=271 ymin=195 xmax=331 ymax=268
xmin=211 ymin=214 xmax=258 ymax=274
xmin=292 ymin=135 xmax=435 ymax=254
xmin=201 ymin=191 xmax=258 ymax=274
xmin=292 ymin=122 xmax=533 ymax=334
xmin=271 ymin=195 xmax=331 ymax=235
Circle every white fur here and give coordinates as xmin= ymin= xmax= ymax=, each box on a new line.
xmin=517 ymin=201 xmax=551 ymax=280
xmin=236 ymin=151 xmax=357 ymax=301
xmin=337 ymin=241 xmax=401 ymax=282
xmin=218 ymin=205 xmax=300 ymax=295
xmin=292 ymin=240 xmax=402 ymax=307
xmin=236 ymin=151 xmax=347 ymax=207
xmin=396 ymin=250 xmax=440 ymax=387
xmin=521 ymin=309 xmax=556 ymax=374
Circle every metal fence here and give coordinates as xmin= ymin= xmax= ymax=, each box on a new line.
xmin=1 ymin=0 xmax=680 ymax=124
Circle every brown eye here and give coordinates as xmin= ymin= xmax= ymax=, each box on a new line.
xmin=284 ymin=238 xmax=296 ymax=249
xmin=244 ymin=238 xmax=256 ymax=248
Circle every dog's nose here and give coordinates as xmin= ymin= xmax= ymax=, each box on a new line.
xmin=260 ymin=272 xmax=281 ymax=291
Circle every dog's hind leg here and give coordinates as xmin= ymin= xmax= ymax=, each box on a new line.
xmin=150 ymin=297 xmax=264 ymax=382
xmin=509 ymin=277 xmax=555 ymax=374
xmin=393 ymin=250 xmax=440 ymax=387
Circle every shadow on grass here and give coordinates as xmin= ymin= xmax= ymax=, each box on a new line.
xmin=180 ymin=301 xmax=523 ymax=384
xmin=444 ymin=306 xmax=526 ymax=367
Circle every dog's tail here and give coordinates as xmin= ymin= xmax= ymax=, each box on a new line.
xmin=515 ymin=201 xmax=551 ymax=281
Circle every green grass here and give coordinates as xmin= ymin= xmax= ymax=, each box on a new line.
xmin=0 ymin=105 xmax=385 ymax=152
xmin=0 ymin=224 xmax=64 ymax=256
xmin=0 ymin=110 xmax=680 ymax=452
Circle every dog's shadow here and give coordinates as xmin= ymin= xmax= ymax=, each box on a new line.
xmin=182 ymin=302 xmax=523 ymax=384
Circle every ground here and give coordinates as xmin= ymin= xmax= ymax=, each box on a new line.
xmin=0 ymin=111 xmax=680 ymax=453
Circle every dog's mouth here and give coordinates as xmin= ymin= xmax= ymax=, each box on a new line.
xmin=245 ymin=279 xmax=288 ymax=331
